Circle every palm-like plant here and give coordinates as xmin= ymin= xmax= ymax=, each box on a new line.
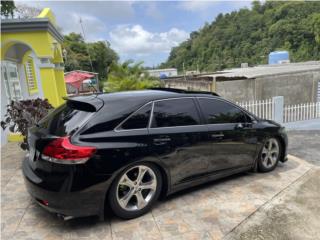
xmin=105 ymin=60 xmax=160 ymax=92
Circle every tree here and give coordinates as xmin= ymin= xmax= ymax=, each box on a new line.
xmin=88 ymin=41 xmax=119 ymax=80
xmin=105 ymin=60 xmax=160 ymax=92
xmin=62 ymin=33 xmax=119 ymax=89
xmin=161 ymin=1 xmax=320 ymax=72
xmin=63 ymin=33 xmax=90 ymax=71
xmin=15 ymin=3 xmax=41 ymax=18
xmin=1 ymin=0 xmax=16 ymax=18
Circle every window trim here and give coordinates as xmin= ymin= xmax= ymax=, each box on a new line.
xmin=196 ymin=97 xmax=258 ymax=124
xmin=113 ymin=96 xmax=256 ymax=133
xmin=148 ymin=101 xmax=155 ymax=128
xmin=114 ymin=102 xmax=153 ymax=132
xmin=114 ymin=97 xmax=204 ymax=132
xmin=149 ymin=97 xmax=202 ymax=129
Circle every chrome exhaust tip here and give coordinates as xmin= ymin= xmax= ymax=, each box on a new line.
xmin=56 ymin=213 xmax=75 ymax=221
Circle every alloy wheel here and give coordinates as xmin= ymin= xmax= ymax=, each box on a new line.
xmin=116 ymin=165 xmax=157 ymax=211
xmin=261 ymin=138 xmax=279 ymax=169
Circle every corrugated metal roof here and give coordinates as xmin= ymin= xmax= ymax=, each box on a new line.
xmin=204 ymin=61 xmax=320 ymax=79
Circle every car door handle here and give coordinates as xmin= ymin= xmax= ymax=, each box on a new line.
xmin=153 ymin=136 xmax=171 ymax=145
xmin=211 ymin=133 xmax=224 ymax=138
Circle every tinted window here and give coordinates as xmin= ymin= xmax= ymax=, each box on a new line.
xmin=151 ymin=98 xmax=200 ymax=128
xmin=120 ymin=103 xmax=151 ymax=130
xmin=199 ymin=98 xmax=247 ymax=124
xmin=39 ymin=104 xmax=93 ymax=136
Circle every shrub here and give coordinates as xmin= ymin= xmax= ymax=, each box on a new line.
xmin=105 ymin=60 xmax=161 ymax=92
xmin=1 ymin=98 xmax=53 ymax=150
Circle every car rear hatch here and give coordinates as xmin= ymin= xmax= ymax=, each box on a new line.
xmin=27 ymin=95 xmax=103 ymax=175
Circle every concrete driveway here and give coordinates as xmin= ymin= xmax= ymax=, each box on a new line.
xmin=0 ymin=139 xmax=317 ymax=240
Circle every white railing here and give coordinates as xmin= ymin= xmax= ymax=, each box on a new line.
xmin=237 ymin=97 xmax=320 ymax=123
xmin=283 ymin=102 xmax=320 ymax=123
xmin=236 ymin=98 xmax=275 ymax=120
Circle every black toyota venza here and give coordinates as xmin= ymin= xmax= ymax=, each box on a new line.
xmin=23 ymin=88 xmax=288 ymax=220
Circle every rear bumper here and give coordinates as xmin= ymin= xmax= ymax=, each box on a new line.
xmin=22 ymin=157 xmax=111 ymax=219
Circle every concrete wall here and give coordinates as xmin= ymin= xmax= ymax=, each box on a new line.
xmin=216 ymin=79 xmax=255 ymax=102
xmin=165 ymin=70 xmax=320 ymax=105
xmin=255 ymin=71 xmax=319 ymax=105
xmin=217 ymin=71 xmax=319 ymax=104
xmin=164 ymin=79 xmax=214 ymax=92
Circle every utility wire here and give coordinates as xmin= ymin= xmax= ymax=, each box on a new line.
xmin=79 ymin=17 xmax=94 ymax=73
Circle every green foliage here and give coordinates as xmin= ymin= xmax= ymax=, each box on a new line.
xmin=161 ymin=1 xmax=320 ymax=72
xmin=105 ymin=60 xmax=160 ymax=92
xmin=1 ymin=0 xmax=16 ymax=18
xmin=63 ymin=33 xmax=119 ymax=89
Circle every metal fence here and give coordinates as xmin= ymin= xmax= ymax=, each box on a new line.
xmin=236 ymin=99 xmax=275 ymax=120
xmin=283 ymin=102 xmax=320 ymax=123
xmin=236 ymin=97 xmax=320 ymax=123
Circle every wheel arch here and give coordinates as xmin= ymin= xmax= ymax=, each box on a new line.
xmin=101 ymin=158 xmax=171 ymax=219
xmin=274 ymin=134 xmax=286 ymax=162
xmin=253 ymin=133 xmax=285 ymax=172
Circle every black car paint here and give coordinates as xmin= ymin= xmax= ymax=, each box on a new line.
xmin=23 ymin=90 xmax=288 ymax=219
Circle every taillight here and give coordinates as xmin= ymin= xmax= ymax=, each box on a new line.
xmin=42 ymin=137 xmax=96 ymax=164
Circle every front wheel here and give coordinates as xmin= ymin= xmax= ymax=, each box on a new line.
xmin=258 ymin=138 xmax=281 ymax=172
xmin=108 ymin=163 xmax=162 ymax=219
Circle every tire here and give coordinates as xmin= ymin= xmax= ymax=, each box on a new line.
xmin=108 ymin=162 xmax=162 ymax=219
xmin=258 ymin=137 xmax=281 ymax=173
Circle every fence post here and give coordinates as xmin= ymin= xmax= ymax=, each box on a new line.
xmin=272 ymin=96 xmax=284 ymax=123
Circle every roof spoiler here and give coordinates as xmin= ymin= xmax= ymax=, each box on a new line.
xmin=63 ymin=95 xmax=104 ymax=112
xmin=148 ymin=88 xmax=219 ymax=96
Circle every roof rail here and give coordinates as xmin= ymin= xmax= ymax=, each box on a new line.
xmin=148 ymin=88 xmax=219 ymax=96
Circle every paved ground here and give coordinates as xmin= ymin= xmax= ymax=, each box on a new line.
xmin=225 ymin=130 xmax=320 ymax=240
xmin=1 ymin=130 xmax=319 ymax=240
xmin=225 ymin=168 xmax=320 ymax=240
xmin=287 ymin=130 xmax=320 ymax=166
xmin=284 ymin=119 xmax=320 ymax=130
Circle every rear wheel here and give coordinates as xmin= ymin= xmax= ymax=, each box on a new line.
xmin=108 ymin=163 xmax=162 ymax=219
xmin=258 ymin=138 xmax=281 ymax=172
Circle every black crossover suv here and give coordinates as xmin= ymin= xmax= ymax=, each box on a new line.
xmin=23 ymin=89 xmax=288 ymax=220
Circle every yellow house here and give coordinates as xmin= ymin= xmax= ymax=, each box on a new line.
xmin=1 ymin=8 xmax=67 ymax=145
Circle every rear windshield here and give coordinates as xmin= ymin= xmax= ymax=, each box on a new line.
xmin=38 ymin=103 xmax=93 ymax=136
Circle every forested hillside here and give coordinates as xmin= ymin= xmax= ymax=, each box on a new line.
xmin=161 ymin=1 xmax=320 ymax=72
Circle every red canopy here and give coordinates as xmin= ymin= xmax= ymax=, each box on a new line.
xmin=65 ymin=72 xmax=95 ymax=89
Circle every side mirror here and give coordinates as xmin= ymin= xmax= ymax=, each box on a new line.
xmin=235 ymin=123 xmax=244 ymax=129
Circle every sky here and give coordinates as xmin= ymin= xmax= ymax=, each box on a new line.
xmin=17 ymin=1 xmax=252 ymax=67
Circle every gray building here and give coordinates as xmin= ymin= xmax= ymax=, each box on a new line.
xmin=164 ymin=61 xmax=320 ymax=105
xmin=147 ymin=68 xmax=178 ymax=78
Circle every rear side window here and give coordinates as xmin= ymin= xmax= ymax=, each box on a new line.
xmin=39 ymin=103 xmax=93 ymax=136
xmin=198 ymin=98 xmax=247 ymax=124
xmin=120 ymin=103 xmax=152 ymax=130
xmin=151 ymin=98 xmax=200 ymax=128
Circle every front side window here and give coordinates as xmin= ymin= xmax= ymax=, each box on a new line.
xmin=151 ymin=98 xmax=200 ymax=128
xmin=198 ymin=98 xmax=247 ymax=124
xmin=120 ymin=103 xmax=152 ymax=130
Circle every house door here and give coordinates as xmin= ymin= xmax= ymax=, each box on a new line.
xmin=1 ymin=61 xmax=23 ymax=102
